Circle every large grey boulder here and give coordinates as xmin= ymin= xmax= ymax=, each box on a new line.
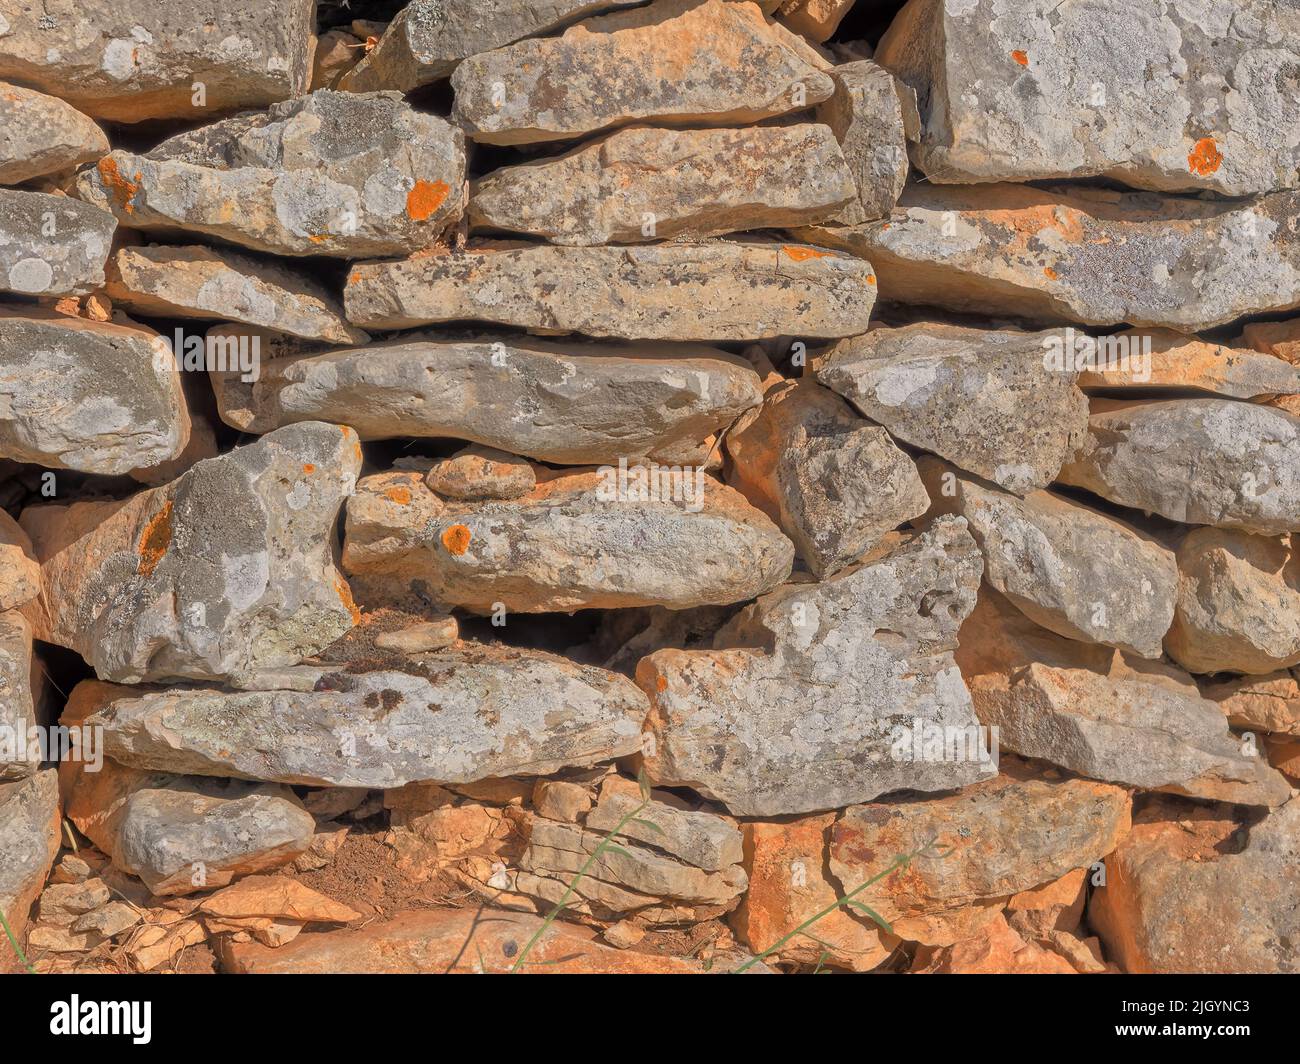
xmin=76 ymin=91 xmax=466 ymax=257
xmin=21 ymin=422 xmax=362 ymax=684
xmin=0 ymin=770 xmax=61 ymax=957
xmin=0 ymin=190 xmax=115 ymax=298
xmin=0 ymin=83 xmax=108 ymax=184
xmin=637 ymin=517 xmax=994 ymax=816
xmin=876 ymin=0 xmax=1300 ymax=196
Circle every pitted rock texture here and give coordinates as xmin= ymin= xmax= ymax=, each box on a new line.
xmin=0 ymin=310 xmax=189 ymax=475
xmin=0 ymin=83 xmax=108 ymax=184
xmin=211 ymin=334 xmax=762 ymax=465
xmin=21 ymin=422 xmax=361 ymax=683
xmin=79 ymin=646 xmax=649 ymax=788
xmin=794 ymin=184 xmax=1300 ymax=329
xmin=0 ymin=611 xmax=35 ymax=781
xmin=342 ymin=467 xmax=795 ymax=613
xmin=637 ymin=517 xmax=992 ymax=816
xmin=0 ymin=190 xmax=116 ymax=298
xmin=343 ymin=241 xmax=877 ymax=340
xmin=877 ymin=0 xmax=1300 ymax=196
xmin=77 ymin=91 xmax=466 ymax=257
xmin=0 ymin=0 xmax=315 ymax=122
xmin=471 ymin=124 xmax=856 ymax=245
xmin=0 ymin=771 xmax=61 ymax=953
xmin=450 ymin=0 xmax=834 ymax=145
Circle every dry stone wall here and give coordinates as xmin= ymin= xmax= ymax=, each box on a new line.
xmin=0 ymin=0 xmax=1298 ymax=976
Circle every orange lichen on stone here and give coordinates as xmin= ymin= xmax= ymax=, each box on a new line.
xmin=384 ymin=486 xmax=412 ymax=505
xmin=867 ymin=274 xmax=876 ymax=285
xmin=441 ymin=524 xmax=472 ymax=555
xmin=782 ymin=245 xmax=834 ymax=262
xmin=97 ymin=157 xmax=142 ymax=214
xmin=137 ymin=500 xmax=175 ymax=577
xmin=656 ymin=675 xmax=668 ymax=693
xmin=335 ymin=577 xmax=362 ymax=625
xmin=1044 ymin=266 xmax=1058 ymax=280
xmin=302 ymin=463 xmax=316 ymax=474
xmin=406 ymin=180 xmax=451 ymax=221
xmin=1188 ymin=137 xmax=1223 ymax=176
xmin=1011 ymin=50 xmax=1029 ymax=66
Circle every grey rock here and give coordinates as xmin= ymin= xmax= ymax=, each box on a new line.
xmin=586 ymin=791 xmax=743 ymax=872
xmin=638 ymin=516 xmax=994 ymax=816
xmin=0 ymin=770 xmax=61 ymax=949
xmin=0 ymin=190 xmax=115 ymax=297
xmin=818 ymin=323 xmax=1089 ymax=494
xmin=0 ymin=611 xmax=36 ymax=782
xmin=0 ymin=82 xmax=108 ymax=184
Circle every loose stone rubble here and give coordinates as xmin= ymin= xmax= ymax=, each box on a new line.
xmin=2 ymin=0 xmax=1298 ymax=978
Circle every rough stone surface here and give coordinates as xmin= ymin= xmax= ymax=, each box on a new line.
xmin=0 ymin=510 xmax=40 ymax=613
xmin=910 ymin=913 xmax=1076 ymax=974
xmin=957 ymin=591 xmax=1291 ymax=808
xmin=471 ymin=124 xmax=856 ymax=245
xmin=76 ymin=91 xmax=466 ymax=257
xmin=21 ymin=422 xmax=361 ymax=683
xmin=0 ymin=190 xmax=115 ymax=298
xmin=0 ymin=770 xmax=61 ymax=957
xmin=340 ymin=0 xmax=643 ymax=93
xmin=1091 ymin=796 xmax=1300 ymax=973
xmin=105 ymin=245 xmax=368 ymax=345
xmin=586 ymin=789 xmax=743 ymax=872
xmin=0 ymin=82 xmax=107 ymax=184
xmin=0 ymin=611 xmax=36 ymax=781
xmin=451 ymin=0 xmax=834 ymax=145
xmin=921 ymin=460 xmax=1177 ymax=658
xmin=342 ymin=468 xmax=794 ymax=613
xmin=80 ymin=645 xmax=649 ymax=787
xmin=793 ymin=184 xmax=1300 ymax=330
xmin=0 ymin=0 xmax=315 ymax=123
xmin=829 ymin=767 xmax=1131 ymax=946
xmin=876 ymin=0 xmax=1300 ymax=196
xmin=1165 ymin=527 xmax=1300 ymax=676
xmin=638 ymin=517 xmax=993 ymax=816
xmin=0 ymin=310 xmax=189 ymax=474
xmin=211 ymin=334 xmax=763 ymax=466
xmin=777 ymin=0 xmax=856 ymax=42
xmin=818 ymin=323 xmax=1089 ymax=494
xmin=426 ymin=446 xmax=536 ymax=501
xmin=1203 ymin=672 xmax=1300 ymax=737
xmin=726 ymin=378 xmax=929 ymax=577
xmin=343 ymin=241 xmax=876 ymax=340
xmin=1057 ymin=399 xmax=1300 ymax=535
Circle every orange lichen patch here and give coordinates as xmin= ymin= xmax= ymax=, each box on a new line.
xmin=307 ymin=233 xmax=328 ymax=244
xmin=1043 ymin=266 xmax=1058 ymax=280
xmin=302 ymin=463 xmax=316 ymax=475
xmin=406 ymin=180 xmax=451 ymax=222
xmin=384 ymin=486 xmax=412 ymax=505
xmin=348 ymin=271 xmax=362 ymax=284
xmin=782 ymin=245 xmax=834 ymax=262
xmin=335 ymin=577 xmax=362 ymax=625
xmin=656 ymin=675 xmax=668 ymax=693
xmin=1188 ymin=136 xmax=1223 ymax=176
xmin=137 ymin=500 xmax=175 ymax=577
xmin=866 ymin=274 xmax=876 ymax=285
xmin=441 ymin=524 xmax=472 ymax=555
xmin=1011 ymin=50 xmax=1029 ymax=66
xmin=97 ymin=157 xmax=142 ymax=214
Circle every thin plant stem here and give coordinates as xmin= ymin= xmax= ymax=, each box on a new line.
xmin=0 ymin=907 xmax=35 ymax=974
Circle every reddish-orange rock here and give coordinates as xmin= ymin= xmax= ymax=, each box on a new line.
xmin=911 ymin=914 xmax=1076 ymax=974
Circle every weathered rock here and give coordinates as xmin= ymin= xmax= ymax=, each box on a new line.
xmin=22 ymin=422 xmax=362 ymax=683
xmin=471 ymin=124 xmax=856 ymax=245
xmin=343 ymin=241 xmax=876 ymax=340
xmin=113 ymin=787 xmax=316 ymax=896
xmin=451 ymin=0 xmax=833 ymax=145
xmin=638 ymin=517 xmax=993 ymax=816
xmin=920 ymin=460 xmax=1177 ymax=658
xmin=732 ymin=813 xmax=896 ymax=971
xmin=726 ymin=378 xmax=929 ymax=577
xmin=218 ymin=907 xmax=700 ymax=973
xmin=0 ymin=83 xmax=108 ymax=184
xmin=910 ymin=913 xmax=1076 ymax=974
xmin=76 ymin=91 xmax=466 ymax=258
xmin=1091 ymin=796 xmax=1300 ymax=973
xmin=1057 ymin=399 xmax=1300 ymax=534
xmin=876 ymin=0 xmax=1300 ymax=196
xmin=829 ymin=767 xmax=1130 ymax=945
xmin=815 ymin=59 xmax=911 ymax=223
xmin=105 ymin=245 xmax=368 ymax=345
xmin=38 ymin=880 xmax=112 ymax=926
xmin=818 ymin=323 xmax=1088 ymax=494
xmin=0 ymin=190 xmax=115 ymax=297
xmin=0 ymin=510 xmax=40 ymax=613
xmin=80 ymin=645 xmax=649 ymax=787
xmin=211 ymin=335 xmax=763 ymax=466
xmin=1203 ymin=672 xmax=1300 ymax=737
xmin=956 ymin=591 xmax=1291 ymax=808
xmin=341 ymin=0 xmax=648 ymax=93
xmin=197 ymin=875 xmax=359 ymax=945
xmin=310 ymin=29 xmax=365 ymax=91
xmin=1076 ymin=329 xmax=1300 ymax=399
xmin=373 ymin=618 xmax=460 ymax=654
xmin=533 ymin=780 xmax=592 ymax=824
xmin=586 ymin=789 xmax=743 ymax=872
xmin=792 ymin=184 xmax=1300 ymax=329
xmin=1241 ymin=318 xmax=1300 ymax=366
xmin=426 ymin=446 xmax=536 ymax=500
xmin=0 ymin=310 xmax=189 ymax=474
xmin=0 ymin=0 xmax=315 ymax=122
xmin=0 ymin=612 xmax=36 ymax=781
xmin=1165 ymin=528 xmax=1300 ymax=675
xmin=0 ymin=770 xmax=60 ymax=958
xmin=1006 ymin=868 xmax=1087 ymax=942
xmin=777 ymin=0 xmax=856 ymax=42
xmin=343 ymin=468 xmax=794 ymax=613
